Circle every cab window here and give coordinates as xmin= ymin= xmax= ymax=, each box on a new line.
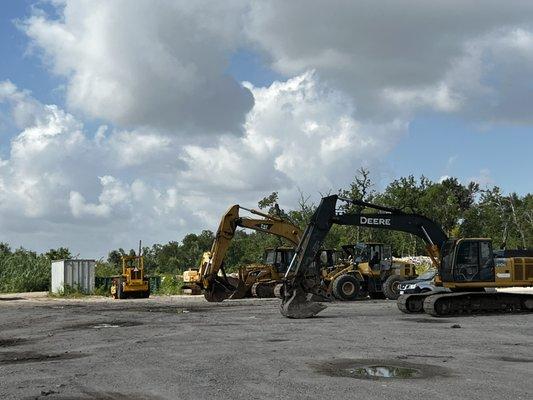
xmin=319 ymin=251 xmax=329 ymax=265
xmin=454 ymin=240 xmax=494 ymax=282
xmin=456 ymin=241 xmax=478 ymax=265
xmin=264 ymin=251 xmax=276 ymax=265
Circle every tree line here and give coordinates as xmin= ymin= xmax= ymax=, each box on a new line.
xmin=0 ymin=170 xmax=531 ymax=292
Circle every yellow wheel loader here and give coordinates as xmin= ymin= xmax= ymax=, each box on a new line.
xmin=110 ymin=242 xmax=150 ymax=299
xmin=321 ymin=243 xmax=417 ymax=301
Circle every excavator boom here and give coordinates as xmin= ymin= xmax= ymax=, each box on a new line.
xmin=281 ymin=195 xmax=533 ymax=318
xmin=285 ymin=196 xmax=447 ymax=280
xmin=200 ymin=204 xmax=302 ymax=302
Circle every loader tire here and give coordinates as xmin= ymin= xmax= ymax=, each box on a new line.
xmin=142 ymin=280 xmax=150 ymax=298
xmin=332 ymin=274 xmax=360 ymax=301
xmin=383 ymin=275 xmax=403 ymax=300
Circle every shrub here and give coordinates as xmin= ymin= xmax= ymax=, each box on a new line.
xmin=0 ymin=250 xmax=50 ymax=293
xmin=155 ymin=274 xmax=183 ymax=295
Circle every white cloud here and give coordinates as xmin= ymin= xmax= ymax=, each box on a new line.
xmin=0 ymin=73 xmax=405 ymax=255
xmin=105 ymin=129 xmax=172 ymax=168
xmin=246 ymin=1 xmax=533 ymax=122
xmin=0 ymin=81 xmax=208 ymax=255
xmin=3 ymin=1 xmax=533 ymax=256
xmin=23 ymin=0 xmax=253 ymax=133
xmin=470 ymin=168 xmax=494 ymax=187
xmin=69 ymin=190 xmax=111 ymax=218
xmin=179 ymin=71 xmax=406 ymax=197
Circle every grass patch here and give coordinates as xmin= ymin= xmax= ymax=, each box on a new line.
xmin=155 ymin=274 xmax=183 ymax=295
xmin=49 ymin=284 xmax=90 ymax=298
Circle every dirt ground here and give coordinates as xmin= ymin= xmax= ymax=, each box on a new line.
xmin=0 ymin=293 xmax=532 ymax=400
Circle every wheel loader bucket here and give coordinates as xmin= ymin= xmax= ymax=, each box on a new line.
xmin=280 ymin=286 xmax=327 ymax=318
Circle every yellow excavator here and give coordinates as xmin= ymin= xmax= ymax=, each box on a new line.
xmin=183 ymin=205 xmax=302 ymax=302
xmin=279 ymin=195 xmax=533 ymax=318
xmin=184 ymin=203 xmax=418 ymax=303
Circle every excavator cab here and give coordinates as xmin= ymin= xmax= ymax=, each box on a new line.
xmin=440 ymin=238 xmax=495 ymax=283
xmin=280 ymin=195 xmax=533 ymax=318
xmin=341 ymin=243 xmax=392 ymax=272
xmin=318 ymin=249 xmax=341 ymax=269
xmin=262 ymin=247 xmax=296 ymax=274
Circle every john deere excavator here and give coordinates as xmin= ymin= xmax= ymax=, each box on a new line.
xmin=186 ymin=204 xmax=303 ymax=302
xmin=279 ymin=195 xmax=533 ymax=318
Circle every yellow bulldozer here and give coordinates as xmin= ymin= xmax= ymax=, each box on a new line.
xmin=110 ymin=241 xmax=150 ymax=299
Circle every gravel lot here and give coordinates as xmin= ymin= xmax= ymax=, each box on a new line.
xmin=1 ymin=293 xmax=532 ymax=400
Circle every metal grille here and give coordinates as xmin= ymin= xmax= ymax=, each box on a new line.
xmin=515 ymin=263 xmax=524 ymax=280
xmin=526 ymin=261 xmax=533 ymax=280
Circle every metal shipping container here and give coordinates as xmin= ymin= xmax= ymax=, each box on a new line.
xmin=51 ymin=259 xmax=95 ymax=294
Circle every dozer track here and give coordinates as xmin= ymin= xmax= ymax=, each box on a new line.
xmin=397 ymin=293 xmax=434 ymax=314
xmin=422 ymin=291 xmax=533 ymax=317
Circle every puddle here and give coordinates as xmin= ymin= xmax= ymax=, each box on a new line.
xmin=402 ymin=318 xmax=452 ymax=324
xmin=496 ymin=356 xmax=533 ymax=363
xmin=93 ymin=306 xmax=191 ymax=314
xmin=62 ymin=321 xmax=142 ymax=331
xmin=59 ymin=390 xmax=167 ymax=400
xmin=0 ymin=351 xmax=86 ymax=365
xmin=397 ymin=354 xmax=454 ymax=360
xmin=348 ymin=365 xmax=421 ymax=378
xmin=0 ymin=338 xmax=30 ymax=347
xmin=313 ymin=358 xmax=451 ymax=380
xmin=92 ymin=323 xmax=121 ymax=329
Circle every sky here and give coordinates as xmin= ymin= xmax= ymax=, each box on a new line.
xmin=0 ymin=0 xmax=532 ymax=257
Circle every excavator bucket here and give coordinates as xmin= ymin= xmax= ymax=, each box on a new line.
xmin=280 ymin=285 xmax=327 ymax=318
xmin=228 ymin=279 xmax=248 ymax=299
xmin=203 ymin=277 xmax=238 ymax=302
xmin=204 ymin=283 xmax=230 ymax=302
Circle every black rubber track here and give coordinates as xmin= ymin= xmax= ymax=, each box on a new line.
xmin=397 ymin=293 xmax=433 ymax=314
xmin=423 ymin=292 xmax=533 ymax=317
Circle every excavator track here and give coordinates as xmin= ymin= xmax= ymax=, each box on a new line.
xmin=423 ymin=292 xmax=533 ymax=317
xmin=397 ymin=293 xmax=433 ymax=314
xmin=251 ymin=281 xmax=277 ymax=298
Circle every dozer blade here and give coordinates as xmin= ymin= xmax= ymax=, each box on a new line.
xmin=280 ymin=286 xmax=327 ymax=318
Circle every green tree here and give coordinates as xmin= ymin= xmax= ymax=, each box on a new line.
xmin=45 ymin=247 xmax=72 ymax=260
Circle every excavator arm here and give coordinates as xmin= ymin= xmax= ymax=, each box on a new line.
xmin=281 ymin=195 xmax=448 ymax=318
xmin=200 ymin=204 xmax=302 ymax=302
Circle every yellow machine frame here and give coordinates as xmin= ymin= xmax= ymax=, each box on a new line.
xmin=188 ymin=204 xmax=302 ymax=301
xmin=111 ymin=250 xmax=149 ymax=299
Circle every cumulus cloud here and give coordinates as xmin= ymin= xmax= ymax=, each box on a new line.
xmin=0 ymin=73 xmax=405 ymax=254
xmin=3 ymin=1 xmax=533 ymax=255
xmin=0 ymin=81 xmax=205 ymax=254
xmin=179 ymin=71 xmax=407 ymax=198
xmin=23 ymin=0 xmax=253 ymax=133
xmin=246 ymin=1 xmax=533 ymax=122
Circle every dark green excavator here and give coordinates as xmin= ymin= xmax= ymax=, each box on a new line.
xmin=279 ymin=195 xmax=533 ymax=318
